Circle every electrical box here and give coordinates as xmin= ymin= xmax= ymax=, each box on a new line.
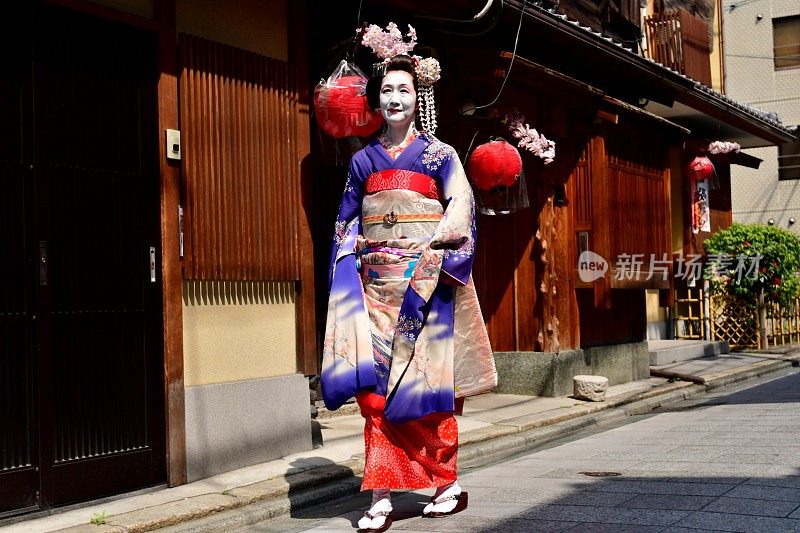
xmin=166 ymin=129 xmax=181 ymax=160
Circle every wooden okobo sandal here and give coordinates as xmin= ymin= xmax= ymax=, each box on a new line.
xmin=358 ymin=508 xmax=393 ymax=532
xmin=423 ymin=491 xmax=469 ymax=518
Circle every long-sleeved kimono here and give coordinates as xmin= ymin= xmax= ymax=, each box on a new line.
xmin=321 ymin=133 xmax=496 ymax=489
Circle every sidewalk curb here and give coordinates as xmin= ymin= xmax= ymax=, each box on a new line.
xmin=55 ymin=357 xmax=799 ymax=533
xmin=651 ymin=354 xmax=800 ymax=386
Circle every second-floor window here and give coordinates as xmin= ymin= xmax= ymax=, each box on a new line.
xmin=774 ymin=15 xmax=800 ymax=70
xmin=779 ymin=138 xmax=800 ymax=181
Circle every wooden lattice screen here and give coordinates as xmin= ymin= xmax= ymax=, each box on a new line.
xmin=709 ymin=293 xmax=759 ymax=350
xmin=674 ymin=287 xmax=704 ymax=340
xmin=179 ymin=34 xmax=300 ymax=280
xmin=765 ymin=297 xmax=800 ymax=348
xmin=644 ymin=9 xmax=712 ymax=86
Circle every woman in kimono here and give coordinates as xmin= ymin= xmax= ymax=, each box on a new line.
xmin=320 ymin=54 xmax=496 ymax=532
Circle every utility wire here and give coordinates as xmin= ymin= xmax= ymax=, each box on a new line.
xmin=473 ymin=0 xmax=527 ymax=110
xmin=725 ymin=0 xmax=765 ymax=10
xmin=728 ymin=53 xmax=800 ymax=60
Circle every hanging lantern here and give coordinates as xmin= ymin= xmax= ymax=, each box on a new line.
xmin=687 ymin=156 xmax=714 ymax=181
xmin=314 ymin=61 xmax=384 ymax=139
xmin=467 ymin=139 xmax=523 ymax=191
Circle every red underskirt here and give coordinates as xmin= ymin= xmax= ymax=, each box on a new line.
xmin=357 ymin=391 xmax=458 ymax=490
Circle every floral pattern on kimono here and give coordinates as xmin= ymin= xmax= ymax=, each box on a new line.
xmin=321 ymin=133 xmax=496 ymax=424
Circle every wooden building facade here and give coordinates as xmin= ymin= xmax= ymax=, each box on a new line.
xmin=0 ymin=0 xmax=317 ymax=517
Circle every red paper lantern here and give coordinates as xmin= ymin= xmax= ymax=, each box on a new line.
xmin=688 ymin=156 xmax=714 ymax=181
xmin=468 ymin=139 xmax=523 ymax=191
xmin=314 ymin=76 xmax=384 ymax=138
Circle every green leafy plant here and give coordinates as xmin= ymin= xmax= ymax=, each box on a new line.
xmin=703 ymin=223 xmax=800 ymax=305
xmin=89 ymin=510 xmax=110 ymax=525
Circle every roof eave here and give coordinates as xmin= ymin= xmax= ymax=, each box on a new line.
xmin=502 ymin=0 xmax=796 ymax=146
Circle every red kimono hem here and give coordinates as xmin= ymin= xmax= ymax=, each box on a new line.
xmin=357 ymin=392 xmax=458 ymax=490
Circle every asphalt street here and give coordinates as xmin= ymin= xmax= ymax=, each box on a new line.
xmin=240 ymin=367 xmax=800 ymax=532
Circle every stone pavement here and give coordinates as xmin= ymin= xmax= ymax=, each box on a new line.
xmin=3 ymin=348 xmax=798 ymax=533
xmin=240 ymin=366 xmax=800 ymax=532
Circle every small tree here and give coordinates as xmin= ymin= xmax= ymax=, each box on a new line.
xmin=703 ymin=223 xmax=800 ymax=306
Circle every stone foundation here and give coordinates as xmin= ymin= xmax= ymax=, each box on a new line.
xmin=493 ymin=341 xmax=649 ymax=397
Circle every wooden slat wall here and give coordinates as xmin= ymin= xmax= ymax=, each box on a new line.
xmin=473 ymin=208 xmax=538 ymax=353
xmin=678 ymin=9 xmax=712 ymax=88
xmin=179 ymin=34 xmax=299 ymax=280
xmin=574 ymin=150 xmax=591 ymax=229
xmin=606 ymin=132 xmax=670 ymax=261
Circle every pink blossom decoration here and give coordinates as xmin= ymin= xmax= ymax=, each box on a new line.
xmin=708 ymin=141 xmax=741 ymax=154
xmin=360 ymin=23 xmax=417 ymax=60
xmin=508 ymin=113 xmax=556 ymax=165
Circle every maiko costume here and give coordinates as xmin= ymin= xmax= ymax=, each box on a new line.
xmin=322 ymin=130 xmax=497 ymax=484
xmin=319 ymin=22 xmax=496 ymax=531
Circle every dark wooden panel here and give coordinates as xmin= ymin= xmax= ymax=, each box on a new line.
xmin=606 ymin=131 xmax=671 ymax=265
xmin=590 ymin=135 xmax=612 ymax=309
xmin=179 ymin=34 xmax=300 ymax=281
xmin=709 ymin=162 xmax=732 ymax=231
xmin=679 ymin=9 xmax=712 ymax=87
xmin=578 ymin=288 xmax=647 ymax=347
xmin=574 ymin=156 xmax=592 ymax=228
xmin=51 ymin=314 xmax=149 ymax=463
xmin=0 ymin=467 xmax=36 ymax=514
xmin=0 ymin=318 xmax=35 ymax=500
xmin=474 ymin=214 xmax=517 ymax=351
xmin=514 ymin=207 xmax=537 ymax=351
xmin=49 ymin=448 xmax=155 ymax=505
xmin=33 ymin=3 xmax=165 ymax=506
xmin=0 ymin=3 xmax=37 ymax=513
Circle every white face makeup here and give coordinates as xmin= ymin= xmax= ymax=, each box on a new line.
xmin=379 ymin=70 xmax=417 ymax=131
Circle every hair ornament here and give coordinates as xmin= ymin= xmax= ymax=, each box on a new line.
xmin=414 ymin=57 xmax=441 ymax=87
xmin=413 ymin=57 xmax=440 ymax=133
xmin=360 ymin=23 xmax=417 ymax=61
xmin=360 ymin=22 xmax=441 ymax=134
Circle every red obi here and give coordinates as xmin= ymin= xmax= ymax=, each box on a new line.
xmin=365 ymin=169 xmax=441 ymax=201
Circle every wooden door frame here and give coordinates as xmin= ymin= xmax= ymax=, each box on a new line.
xmin=153 ymin=0 xmax=186 ymax=487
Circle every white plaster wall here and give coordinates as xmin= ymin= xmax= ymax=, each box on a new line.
xmin=182 ymin=281 xmax=298 ymax=386
xmin=724 ymin=0 xmax=800 ymax=234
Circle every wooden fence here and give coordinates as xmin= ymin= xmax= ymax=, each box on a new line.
xmin=709 ymin=294 xmax=800 ymax=350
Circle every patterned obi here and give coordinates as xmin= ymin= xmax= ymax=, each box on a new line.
xmin=365 ymin=169 xmax=441 ymax=201
xmin=357 ymin=243 xmax=422 ymax=282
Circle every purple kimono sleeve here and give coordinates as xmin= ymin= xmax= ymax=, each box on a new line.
xmin=328 ymin=157 xmax=368 ymax=289
xmin=320 ymin=154 xmax=377 ymax=412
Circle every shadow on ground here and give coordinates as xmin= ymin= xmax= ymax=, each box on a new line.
xmin=273 ymin=370 xmax=800 ymax=532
